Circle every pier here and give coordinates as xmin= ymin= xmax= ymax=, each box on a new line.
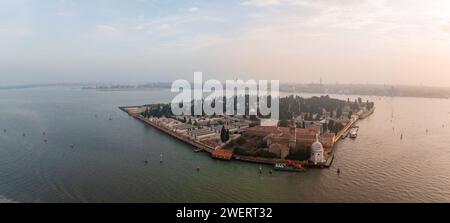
xmin=334 ymin=117 xmax=359 ymax=144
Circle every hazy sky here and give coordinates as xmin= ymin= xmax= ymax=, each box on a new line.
xmin=1 ymin=0 xmax=450 ymax=86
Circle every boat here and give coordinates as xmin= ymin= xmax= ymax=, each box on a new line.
xmin=274 ymin=163 xmax=306 ymax=172
xmin=349 ymin=127 xmax=359 ymax=138
xmin=193 ymin=148 xmax=203 ymax=153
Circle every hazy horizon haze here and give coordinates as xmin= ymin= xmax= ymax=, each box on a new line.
xmin=1 ymin=0 xmax=450 ymax=86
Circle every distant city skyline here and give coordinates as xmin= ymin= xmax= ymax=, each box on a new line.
xmin=1 ymin=0 xmax=450 ymax=86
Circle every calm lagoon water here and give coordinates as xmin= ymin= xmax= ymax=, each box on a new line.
xmin=1 ymin=87 xmax=450 ymax=202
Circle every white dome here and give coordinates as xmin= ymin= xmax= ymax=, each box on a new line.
xmin=311 ymin=141 xmax=324 ymax=153
xmin=309 ymin=134 xmax=325 ymax=165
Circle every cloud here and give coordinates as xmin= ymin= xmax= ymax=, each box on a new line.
xmin=238 ymin=0 xmax=450 ymax=44
xmin=95 ymin=25 xmax=117 ymax=33
xmin=133 ymin=13 xmax=224 ymax=35
xmin=188 ymin=7 xmax=199 ymax=12
xmin=241 ymin=0 xmax=281 ymax=7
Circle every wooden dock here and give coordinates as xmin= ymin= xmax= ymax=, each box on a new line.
xmin=305 ymin=153 xmax=334 ymax=169
xmin=233 ymin=155 xmax=286 ymax=165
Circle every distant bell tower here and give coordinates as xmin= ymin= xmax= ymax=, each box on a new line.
xmin=289 ymin=115 xmax=297 ymax=150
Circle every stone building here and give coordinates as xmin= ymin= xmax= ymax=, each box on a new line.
xmin=309 ymin=134 xmax=325 ymax=165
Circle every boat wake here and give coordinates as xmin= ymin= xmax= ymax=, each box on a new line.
xmin=0 ymin=195 xmax=18 ymax=203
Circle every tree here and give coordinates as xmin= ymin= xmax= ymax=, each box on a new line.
xmin=328 ymin=120 xmax=335 ymax=132
xmin=318 ymin=109 xmax=323 ymax=118
xmin=141 ymin=107 xmax=150 ymax=118
xmin=257 ymin=140 xmax=267 ymax=148
xmin=278 ymin=119 xmax=289 ymax=127
xmin=333 ymin=122 xmax=344 ymax=133
xmin=322 ymin=122 xmax=328 ymax=133
xmin=220 ymin=126 xmax=227 ymax=142
xmin=336 ymin=107 xmax=342 ymax=118
xmin=351 ymin=100 xmax=359 ymax=110
xmin=287 ymin=144 xmax=310 ymax=161
xmin=236 ymin=137 xmax=246 ymax=145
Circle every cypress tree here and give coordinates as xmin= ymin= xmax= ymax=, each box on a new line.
xmin=220 ymin=126 xmax=227 ymax=142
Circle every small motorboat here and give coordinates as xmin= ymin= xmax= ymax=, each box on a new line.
xmin=274 ymin=163 xmax=306 ymax=172
xmin=349 ymin=127 xmax=359 ymax=138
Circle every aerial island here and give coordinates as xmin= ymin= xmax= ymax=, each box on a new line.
xmin=120 ymin=95 xmax=375 ymax=171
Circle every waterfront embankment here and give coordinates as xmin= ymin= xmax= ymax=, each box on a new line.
xmin=120 ymin=106 xmax=374 ymax=167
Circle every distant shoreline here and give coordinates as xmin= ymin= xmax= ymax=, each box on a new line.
xmin=281 ymin=90 xmax=450 ymax=100
xmin=2 ymin=82 xmax=450 ymax=100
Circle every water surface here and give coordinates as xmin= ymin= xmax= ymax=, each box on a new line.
xmin=1 ymin=87 xmax=449 ymax=202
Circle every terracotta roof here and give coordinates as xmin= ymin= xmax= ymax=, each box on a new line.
xmin=269 ymin=143 xmax=289 ymax=151
xmin=247 ymin=126 xmax=318 ymax=138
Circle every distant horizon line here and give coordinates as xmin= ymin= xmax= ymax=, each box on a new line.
xmin=1 ymin=81 xmax=449 ymax=89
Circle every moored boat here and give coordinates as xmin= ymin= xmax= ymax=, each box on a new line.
xmin=349 ymin=126 xmax=359 ymax=138
xmin=274 ymin=163 xmax=306 ymax=172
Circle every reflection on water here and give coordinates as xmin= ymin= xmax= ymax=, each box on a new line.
xmin=0 ymin=87 xmax=450 ymax=202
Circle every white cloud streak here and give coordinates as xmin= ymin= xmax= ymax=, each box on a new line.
xmin=95 ymin=24 xmax=117 ymax=33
